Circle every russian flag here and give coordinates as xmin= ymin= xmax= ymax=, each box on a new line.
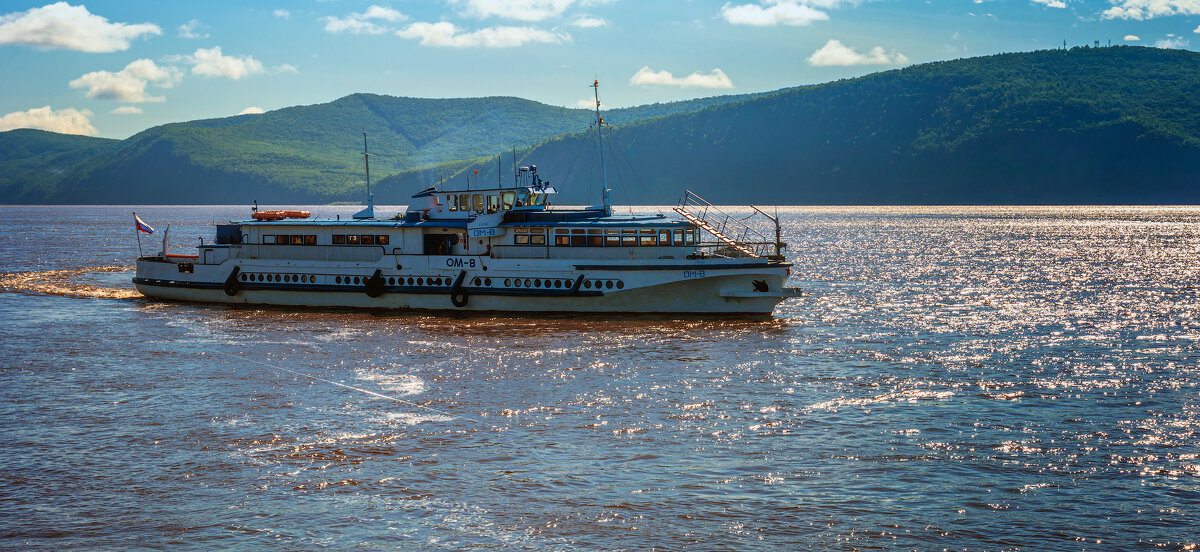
xmin=135 ymin=214 xmax=155 ymax=234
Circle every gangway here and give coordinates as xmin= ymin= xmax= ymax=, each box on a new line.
xmin=673 ymin=190 xmax=786 ymax=260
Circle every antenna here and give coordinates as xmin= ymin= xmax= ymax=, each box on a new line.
xmin=352 ymin=130 xmax=375 ymax=219
xmin=590 ymin=79 xmax=611 ymax=215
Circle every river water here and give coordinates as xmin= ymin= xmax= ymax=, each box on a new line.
xmin=1 ymin=205 xmax=1197 ymax=550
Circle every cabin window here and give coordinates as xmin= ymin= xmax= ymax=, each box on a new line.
xmin=303 ymin=235 xmax=317 ymax=245
xmin=358 ymin=235 xmax=373 ymax=245
xmin=684 ymin=229 xmax=697 ymax=245
xmin=376 ymin=235 xmax=389 ymax=245
xmin=640 ymin=234 xmax=657 ymax=246
xmin=487 ymin=195 xmax=500 ymax=214
xmin=347 ymin=235 xmax=360 ymax=245
xmin=515 ymin=190 xmax=530 ymax=207
xmin=674 ymin=229 xmax=684 ymax=245
xmin=332 ymin=234 xmax=345 ymax=244
xmin=554 ymin=228 xmax=569 ymax=246
xmin=571 ymin=229 xmax=587 ymax=247
xmin=659 ymin=230 xmax=671 ymax=245
xmin=515 ymin=234 xmax=529 ymax=245
xmin=621 ymin=229 xmax=638 ymax=247
xmin=588 ymin=229 xmax=603 ymax=246
xmin=447 ymin=195 xmax=457 ymax=211
xmin=472 ymin=194 xmax=484 ymax=212
xmin=263 ymin=234 xmax=275 ymax=244
xmin=276 ymin=235 xmax=290 ymax=245
xmin=530 ymin=234 xmax=545 ymax=245
xmin=501 ymin=192 xmax=515 ymax=209
xmin=604 ymin=229 xmax=619 ymax=246
xmin=459 ymin=194 xmax=470 ymax=212
xmin=290 ymin=235 xmax=304 ymax=245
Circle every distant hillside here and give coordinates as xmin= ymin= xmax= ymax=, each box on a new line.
xmin=0 ymin=130 xmax=120 ymax=200
xmin=0 ymin=92 xmax=761 ymax=204
xmin=4 ymin=46 xmax=1200 ymax=205
xmin=420 ymin=46 xmax=1200 ymax=205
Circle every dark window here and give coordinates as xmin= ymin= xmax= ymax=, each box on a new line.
xmin=303 ymin=235 xmax=317 ymax=245
xmin=332 ymin=234 xmax=345 ymax=244
xmin=276 ymin=235 xmax=289 ymax=245
xmin=588 ymin=235 xmax=603 ymax=246
xmin=555 ymin=235 xmax=570 ymax=246
xmin=571 ymin=235 xmax=587 ymax=246
xmin=347 ymin=235 xmax=360 ymax=245
xmin=290 ymin=235 xmax=304 ymax=245
xmin=376 ymin=235 xmax=389 ymax=245
xmin=361 ymin=235 xmax=374 ymax=245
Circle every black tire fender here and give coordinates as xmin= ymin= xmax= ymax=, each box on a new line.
xmin=449 ymin=270 xmax=468 ymax=307
xmin=364 ymin=269 xmax=385 ymax=298
xmin=223 ymin=266 xmax=241 ymax=296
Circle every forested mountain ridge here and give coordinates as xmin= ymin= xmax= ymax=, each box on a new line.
xmin=4 ymin=46 xmax=1199 ymax=205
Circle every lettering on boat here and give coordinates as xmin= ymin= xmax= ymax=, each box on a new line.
xmin=683 ymin=270 xmax=706 ymax=279
xmin=440 ymin=257 xmax=479 ymax=269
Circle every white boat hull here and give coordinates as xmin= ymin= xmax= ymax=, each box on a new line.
xmin=134 ymin=256 xmax=798 ymax=314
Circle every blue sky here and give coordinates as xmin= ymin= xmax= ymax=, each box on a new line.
xmin=0 ymin=0 xmax=1197 ymax=139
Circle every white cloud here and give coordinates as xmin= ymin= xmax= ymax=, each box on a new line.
xmin=69 ymin=59 xmax=181 ymax=102
xmin=0 ymin=2 xmax=160 ymax=52
xmin=276 ymin=63 xmax=299 ymax=74
xmin=322 ymin=5 xmax=407 ymax=34
xmin=572 ymin=98 xmax=595 ymax=108
xmin=807 ymin=39 xmax=909 ymax=66
xmin=452 ymin=0 xmax=577 ymax=21
xmin=396 ymin=22 xmax=568 ymax=47
xmin=188 ymin=46 xmax=265 ymax=79
xmin=0 ymin=106 xmax=95 ymax=135
xmin=1125 ymin=34 xmax=1141 ymax=40
xmin=720 ymin=1 xmax=831 ymax=26
xmin=570 ymin=15 xmax=607 ymax=27
xmin=629 ymin=66 xmax=734 ymax=89
xmin=178 ymin=18 xmax=208 ymax=38
xmin=110 ymin=106 xmax=142 ymax=114
xmin=239 ymin=106 xmax=265 ymax=115
xmin=1031 ymin=0 xmax=1066 ymax=7
xmin=1195 ymin=24 xmax=1200 ymax=32
xmin=273 ymin=9 xmax=290 ymax=19
xmin=1155 ymin=34 xmax=1189 ymax=48
xmin=1102 ymin=0 xmax=1200 ymax=20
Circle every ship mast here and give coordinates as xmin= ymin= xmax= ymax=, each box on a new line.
xmin=352 ymin=130 xmax=375 ymax=219
xmin=590 ymin=79 xmax=611 ymax=215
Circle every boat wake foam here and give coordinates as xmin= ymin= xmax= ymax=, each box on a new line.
xmin=0 ymin=266 xmax=141 ymax=300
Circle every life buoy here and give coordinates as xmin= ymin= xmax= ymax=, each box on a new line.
xmin=224 ymin=266 xmax=241 ymax=296
xmin=450 ymin=270 xmax=468 ymax=307
xmin=364 ymin=269 xmax=385 ymax=298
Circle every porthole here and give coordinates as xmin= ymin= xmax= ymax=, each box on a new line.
xmin=474 ymin=277 xmax=482 ymax=286
xmin=354 ymin=276 xmax=361 ymax=285
xmin=240 ymin=273 xmax=248 ymax=281
xmin=407 ymin=277 xmax=414 ymax=285
xmin=533 ymin=279 xmax=541 ymax=288
xmin=617 ymin=280 xmax=624 ymax=289
xmin=336 ymin=276 xmax=342 ymax=284
xmin=524 ymin=279 xmax=531 ymax=287
xmin=484 ymin=278 xmax=491 ymax=286
xmin=417 ymin=277 xmax=424 ymax=285
xmin=583 ymin=280 xmax=591 ymax=288
xmin=284 ymin=275 xmax=291 ymax=283
xmin=389 ymin=277 xmax=395 ymax=285
xmin=257 ymin=274 xmax=263 ymax=282
xmin=554 ymin=280 xmax=562 ymax=288
xmin=504 ymin=279 xmax=511 ymax=287
xmin=606 ymin=280 xmax=613 ymax=289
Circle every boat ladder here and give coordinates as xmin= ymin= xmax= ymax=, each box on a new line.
xmin=674 ymin=190 xmax=786 ymax=260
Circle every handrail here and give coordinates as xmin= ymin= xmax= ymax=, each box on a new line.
xmin=675 ymin=190 xmax=786 ymax=260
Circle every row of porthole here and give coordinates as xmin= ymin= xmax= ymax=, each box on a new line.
xmin=237 ymin=272 xmax=623 ymax=290
xmin=471 ymin=277 xmax=624 ymax=290
xmin=241 ymin=273 xmax=315 ymax=284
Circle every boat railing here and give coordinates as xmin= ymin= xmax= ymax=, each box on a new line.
xmin=674 ymin=190 xmax=786 ymax=260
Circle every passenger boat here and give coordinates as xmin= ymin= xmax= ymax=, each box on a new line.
xmin=133 ymin=82 xmax=800 ymax=314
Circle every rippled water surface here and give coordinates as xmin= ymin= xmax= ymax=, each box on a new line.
xmin=2 ymin=205 xmax=1198 ymax=550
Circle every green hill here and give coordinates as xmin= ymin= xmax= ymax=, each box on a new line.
xmin=4 ymin=46 xmax=1200 ymax=205
xmin=437 ymin=46 xmax=1200 ymax=205
xmin=0 ymin=92 xmax=762 ymax=204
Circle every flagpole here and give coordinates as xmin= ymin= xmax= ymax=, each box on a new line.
xmin=133 ymin=212 xmax=143 ymax=257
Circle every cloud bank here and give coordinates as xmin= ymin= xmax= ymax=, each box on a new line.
xmin=396 ymin=22 xmax=568 ymax=47
xmin=721 ymin=1 xmax=832 ymax=26
xmin=69 ymin=59 xmax=180 ymax=102
xmin=1103 ymin=0 xmax=1200 ymax=20
xmin=0 ymin=106 xmax=95 ymax=135
xmin=0 ymin=2 xmax=160 ymax=52
xmin=807 ymin=39 xmax=909 ymax=66
xmin=629 ymin=66 xmax=734 ymax=89
xmin=323 ymin=5 xmax=407 ymax=34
